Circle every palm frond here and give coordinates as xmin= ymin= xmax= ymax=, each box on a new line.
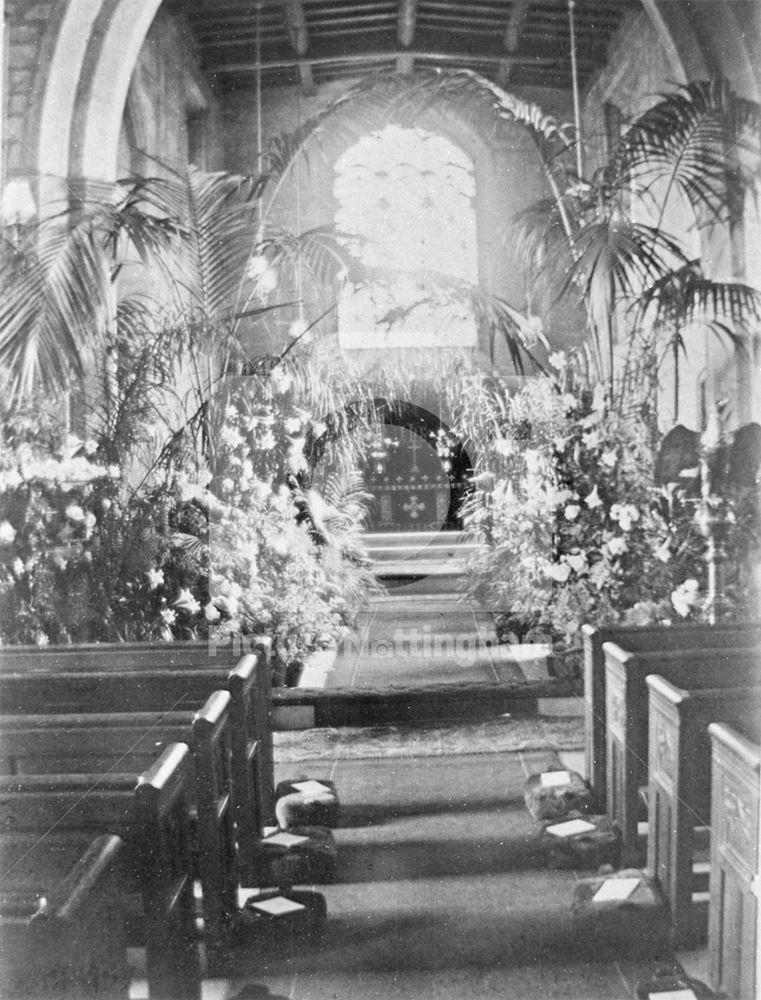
xmin=0 ymin=217 xmax=112 ymax=401
xmin=558 ymin=221 xmax=690 ymax=328
xmin=616 ymin=78 xmax=761 ymax=220
xmin=634 ymin=262 xmax=761 ymax=350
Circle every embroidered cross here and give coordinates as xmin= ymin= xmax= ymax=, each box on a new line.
xmin=402 ymin=494 xmax=426 ymax=520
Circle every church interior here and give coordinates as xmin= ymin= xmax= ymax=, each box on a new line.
xmin=1 ymin=1 xmax=761 ymax=998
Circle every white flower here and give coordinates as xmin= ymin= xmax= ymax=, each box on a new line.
xmin=311 ymin=421 xmax=327 ymax=439
xmin=553 ymin=436 xmax=569 ymax=453
xmin=564 ymin=504 xmax=581 ymax=521
xmin=35 ymin=632 xmax=49 ymax=647
xmin=584 ymin=485 xmax=603 ymax=509
xmin=284 ymin=416 xmax=302 ymax=434
xmin=12 ymin=558 xmax=24 ymax=577
xmin=655 ymin=540 xmax=671 ymax=563
xmin=65 ymin=504 xmax=85 ymax=522
xmin=160 ymin=608 xmax=177 ymax=626
xmin=270 ymin=538 xmax=290 ymax=558
xmin=259 ymin=431 xmax=277 ymax=451
xmin=174 ymin=588 xmax=201 ymax=615
xmin=493 ymin=436 xmax=513 ymax=457
xmin=548 ymin=351 xmax=567 ymax=371
xmin=247 ymin=253 xmax=269 ymax=279
xmin=220 ymin=426 xmax=244 ymax=450
xmin=269 ymin=366 xmax=293 ymax=394
xmin=607 ymin=536 xmax=628 ymax=557
xmin=600 ymin=448 xmax=618 ymax=469
xmin=204 ymin=602 xmax=221 ymax=623
xmin=84 ymin=438 xmax=98 ymax=455
xmin=547 ymin=562 xmax=572 ymax=583
xmin=0 ymin=468 xmax=22 ymax=490
xmin=583 ymin=430 xmax=601 ymax=450
xmin=146 ymin=568 xmax=165 ymax=590
xmin=617 ymin=504 xmax=639 ymax=532
xmin=101 ymin=497 xmax=112 ymax=510
xmin=592 ymin=382 xmax=606 ymax=412
xmin=52 ymin=553 xmax=68 ymax=571
xmin=524 ymin=449 xmax=542 ymax=474
xmin=215 ymin=594 xmax=239 ymax=618
xmin=566 ymin=552 xmax=587 ymax=574
xmin=0 ymin=520 xmax=16 ymax=544
xmin=256 ymin=267 xmax=278 ymax=295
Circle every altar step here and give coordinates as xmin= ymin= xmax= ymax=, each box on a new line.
xmin=364 ymin=530 xmax=477 ymax=594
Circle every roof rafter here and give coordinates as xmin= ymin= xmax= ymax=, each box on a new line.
xmin=210 ymin=47 xmax=566 ymax=73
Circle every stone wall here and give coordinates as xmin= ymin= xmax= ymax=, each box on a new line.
xmin=221 ymin=76 xmax=584 ymax=363
xmin=582 ymin=8 xmax=760 ymax=431
xmin=118 ymin=8 xmax=221 ymax=179
xmin=3 ymin=0 xmax=55 ymax=177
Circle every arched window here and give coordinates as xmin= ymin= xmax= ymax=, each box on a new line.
xmin=334 ymin=124 xmax=478 ymax=349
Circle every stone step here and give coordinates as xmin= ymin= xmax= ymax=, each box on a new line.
xmin=367 ymin=543 xmax=479 ymax=562
xmin=363 ymin=530 xmax=470 ymax=550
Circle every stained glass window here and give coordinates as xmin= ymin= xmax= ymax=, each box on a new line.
xmin=334 ymin=125 xmax=478 ymax=348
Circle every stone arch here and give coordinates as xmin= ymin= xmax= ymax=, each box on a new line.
xmin=34 ymin=0 xmax=161 ymax=209
xmin=70 ymin=0 xmax=163 ymax=185
xmin=640 ymin=0 xmax=760 ymax=100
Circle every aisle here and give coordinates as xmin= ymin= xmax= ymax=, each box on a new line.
xmin=222 ymin=749 xmax=661 ymax=1000
xmin=327 ymin=594 xmax=552 ymax=691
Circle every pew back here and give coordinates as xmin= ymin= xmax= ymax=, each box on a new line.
xmin=646 ymin=676 xmax=761 ymax=948
xmin=603 ymin=643 xmax=761 ymax=862
xmin=0 ymin=743 xmax=201 ymax=1000
xmin=0 ymin=833 xmax=128 ymax=999
xmin=0 ymin=691 xmax=239 ymax=958
xmin=708 ymin=720 xmax=761 ymax=1000
xmin=581 ymin=621 xmax=761 ymax=805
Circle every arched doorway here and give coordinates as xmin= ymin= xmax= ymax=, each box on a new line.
xmin=361 ymin=399 xmax=473 ymax=532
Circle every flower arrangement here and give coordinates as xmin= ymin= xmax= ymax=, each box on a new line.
xmin=0 ymin=374 xmax=376 ymax=667
xmin=452 ymin=358 xmax=723 ymax=661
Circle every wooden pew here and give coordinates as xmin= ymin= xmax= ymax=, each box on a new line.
xmin=0 ymin=691 xmax=240 ymax=957
xmin=0 ymin=638 xmax=334 ymax=890
xmin=0 ymin=743 xmax=201 ymax=999
xmin=0 ymin=833 xmax=128 ymax=999
xmin=708 ymin=720 xmax=761 ymax=1000
xmin=603 ymin=642 xmax=760 ymax=864
xmin=645 ymin=675 xmax=761 ymax=948
xmin=581 ymin=621 xmax=761 ymax=808
xmin=0 ymin=636 xmax=270 ymax=714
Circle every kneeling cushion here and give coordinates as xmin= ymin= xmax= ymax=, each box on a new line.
xmin=262 ymin=825 xmax=338 ymax=886
xmin=539 ymin=812 xmax=622 ymax=870
xmin=524 ymin=768 xmax=592 ymax=821
xmin=571 ymin=868 xmax=672 ymax=957
xmin=275 ymin=778 xmax=339 ymax=828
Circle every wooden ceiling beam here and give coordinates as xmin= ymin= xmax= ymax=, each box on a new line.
xmin=503 ymin=0 xmax=531 ymax=52
xmin=209 ymin=47 xmax=567 ymax=73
